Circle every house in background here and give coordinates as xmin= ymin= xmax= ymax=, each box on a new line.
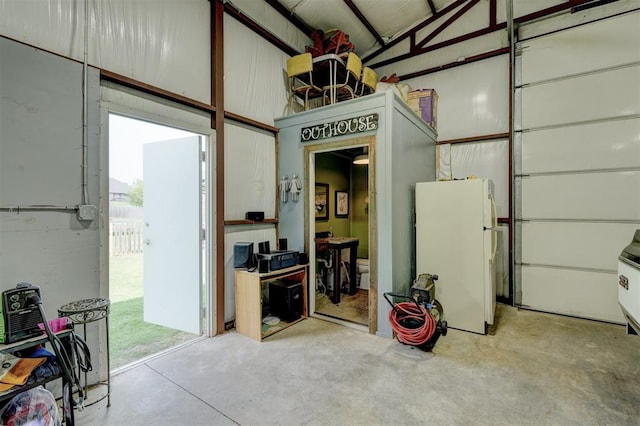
xmin=109 ymin=178 xmax=131 ymax=202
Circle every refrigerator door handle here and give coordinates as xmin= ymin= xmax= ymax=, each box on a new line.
xmin=490 ymin=196 xmax=498 ymax=262
xmin=490 ymin=195 xmax=498 ymax=229
xmin=491 ymin=229 xmax=498 ymax=262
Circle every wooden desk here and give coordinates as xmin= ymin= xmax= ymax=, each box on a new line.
xmin=235 ymin=265 xmax=307 ymax=341
xmin=0 ymin=330 xmax=75 ymax=425
xmin=316 ymin=237 xmax=359 ymax=303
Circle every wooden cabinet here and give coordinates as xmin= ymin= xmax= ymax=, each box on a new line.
xmin=235 ymin=265 xmax=307 ymax=341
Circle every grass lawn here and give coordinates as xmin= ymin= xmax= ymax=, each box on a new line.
xmin=109 ymin=254 xmax=143 ymax=303
xmin=110 ymin=254 xmax=198 ymax=369
xmin=110 ymin=297 xmax=198 ymax=368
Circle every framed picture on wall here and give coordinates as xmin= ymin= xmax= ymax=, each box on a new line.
xmin=315 ymin=183 xmax=329 ymax=220
xmin=335 ymin=190 xmax=349 ymax=218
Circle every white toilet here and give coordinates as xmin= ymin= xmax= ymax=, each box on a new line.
xmin=356 ymin=258 xmax=370 ymax=290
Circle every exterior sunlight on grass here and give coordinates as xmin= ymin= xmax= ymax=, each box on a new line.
xmin=110 ymin=254 xmax=198 ymax=369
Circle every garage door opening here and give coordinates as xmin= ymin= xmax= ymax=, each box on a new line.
xmin=108 ymin=113 xmax=207 ymax=370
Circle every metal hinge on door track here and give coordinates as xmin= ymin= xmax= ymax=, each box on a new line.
xmin=201 ymin=229 xmax=206 ymax=241
xmin=201 ymin=151 xmax=206 ymax=162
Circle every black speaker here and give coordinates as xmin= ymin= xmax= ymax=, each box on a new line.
xmin=269 ymin=281 xmax=303 ymax=322
xmin=298 ymin=252 xmax=309 ymax=265
xmin=258 ymin=241 xmax=270 ymax=254
xmin=278 ymin=238 xmax=287 ymax=250
xmin=246 ymin=211 xmax=265 ymax=221
xmin=233 ymin=242 xmax=254 ymax=269
xmin=258 ymin=259 xmax=270 ymax=273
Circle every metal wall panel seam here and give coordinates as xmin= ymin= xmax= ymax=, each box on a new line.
xmin=516 ymin=263 xmax=617 ymax=274
xmin=515 ymin=218 xmax=640 ymax=224
xmin=517 ymin=61 xmax=640 ymax=88
xmin=515 ymin=166 xmax=640 ymax=177
xmin=518 ymin=114 xmax=640 ymax=133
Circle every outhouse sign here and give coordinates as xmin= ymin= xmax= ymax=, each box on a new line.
xmin=300 ymin=113 xmax=378 ymax=142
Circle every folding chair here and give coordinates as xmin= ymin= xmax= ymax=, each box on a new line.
xmin=322 ymin=52 xmax=362 ymax=105
xmin=358 ymin=67 xmax=378 ymax=97
xmin=286 ymin=53 xmax=323 ymax=113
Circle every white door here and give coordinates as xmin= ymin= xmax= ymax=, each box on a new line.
xmin=143 ymin=136 xmax=202 ymax=334
xmin=515 ymin=12 xmax=640 ymax=323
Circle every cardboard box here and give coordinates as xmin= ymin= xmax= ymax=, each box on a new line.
xmin=407 ymin=89 xmax=438 ymax=129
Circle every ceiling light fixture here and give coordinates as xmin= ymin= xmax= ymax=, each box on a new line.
xmin=353 ymin=146 xmax=369 ymax=165
xmin=353 ymin=154 xmax=369 ymax=165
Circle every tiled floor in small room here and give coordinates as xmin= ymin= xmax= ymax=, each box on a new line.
xmin=314 ymin=288 xmax=368 ymax=325
xmin=76 ymin=304 xmax=640 ymax=426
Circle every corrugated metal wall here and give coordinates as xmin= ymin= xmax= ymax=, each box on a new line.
xmin=515 ymin=11 xmax=640 ymax=322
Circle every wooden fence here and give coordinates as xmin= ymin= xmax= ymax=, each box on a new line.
xmin=109 ymin=220 xmax=144 ymax=256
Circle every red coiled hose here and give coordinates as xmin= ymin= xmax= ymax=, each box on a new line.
xmin=388 ymin=301 xmax=436 ymax=346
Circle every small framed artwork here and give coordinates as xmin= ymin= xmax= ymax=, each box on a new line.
xmin=335 ymin=190 xmax=349 ymax=218
xmin=315 ymin=183 xmax=329 ymax=221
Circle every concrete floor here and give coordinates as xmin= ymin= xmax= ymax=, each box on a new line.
xmin=76 ymin=304 xmax=640 ymax=425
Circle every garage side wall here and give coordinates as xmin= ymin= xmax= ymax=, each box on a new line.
xmin=0 ymin=38 xmax=101 ymax=380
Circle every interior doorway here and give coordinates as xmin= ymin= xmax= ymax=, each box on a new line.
xmin=108 ymin=113 xmax=207 ymax=370
xmin=308 ymin=142 xmax=370 ymax=330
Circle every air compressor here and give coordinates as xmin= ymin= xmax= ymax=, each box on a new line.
xmin=384 ymin=273 xmax=447 ymax=351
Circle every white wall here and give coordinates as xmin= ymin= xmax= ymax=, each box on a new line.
xmin=222 ymin=13 xmax=291 ymax=322
xmin=0 ymin=38 xmax=101 ymax=382
xmin=224 ymin=15 xmax=292 ymax=125
xmin=0 ymin=0 xmax=211 ymax=104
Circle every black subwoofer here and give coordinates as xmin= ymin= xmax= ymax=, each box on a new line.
xmin=269 ymin=281 xmax=303 ymax=322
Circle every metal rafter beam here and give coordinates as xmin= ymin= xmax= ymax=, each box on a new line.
xmin=213 ymin=0 xmax=225 ymax=335
xmin=369 ymin=22 xmax=506 ymax=69
xmin=426 ymin=0 xmax=437 ymax=15
xmin=101 ymin=70 xmax=215 ymax=114
xmin=490 ymin=0 xmax=496 ymax=27
xmin=224 ymin=1 xmax=299 ymax=56
xmin=343 ymin=0 xmax=385 ymax=46
xmin=366 ymin=0 xmax=603 ymax=69
xmin=398 ymin=47 xmax=509 ymax=80
xmin=571 ymin=0 xmax=620 ymax=12
xmin=263 ymin=0 xmax=315 ymax=36
xmin=415 ymin=0 xmax=480 ymax=50
xmin=362 ymin=0 xmax=468 ymax=63
xmin=514 ymin=0 xmax=595 ymax=23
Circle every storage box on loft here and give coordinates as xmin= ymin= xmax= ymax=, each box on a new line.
xmin=407 ymin=89 xmax=438 ymax=130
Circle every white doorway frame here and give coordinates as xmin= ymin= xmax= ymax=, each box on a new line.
xmin=99 ymin=101 xmax=216 ymax=337
xmin=306 ymin=140 xmax=371 ymax=333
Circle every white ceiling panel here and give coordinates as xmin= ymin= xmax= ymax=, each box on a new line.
xmin=351 ymin=0 xmax=432 ymax=40
xmin=277 ymin=0 xmax=455 ymax=55
xmin=228 ymin=0 xmax=311 ymax=51
xmin=415 ymin=0 xmax=488 ymax=47
xmin=280 ymin=0 xmax=375 ymax=54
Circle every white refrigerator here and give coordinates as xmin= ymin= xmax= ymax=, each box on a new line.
xmin=415 ymin=179 xmax=497 ymax=334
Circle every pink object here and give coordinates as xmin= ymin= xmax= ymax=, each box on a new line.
xmin=37 ymin=317 xmax=69 ymax=333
